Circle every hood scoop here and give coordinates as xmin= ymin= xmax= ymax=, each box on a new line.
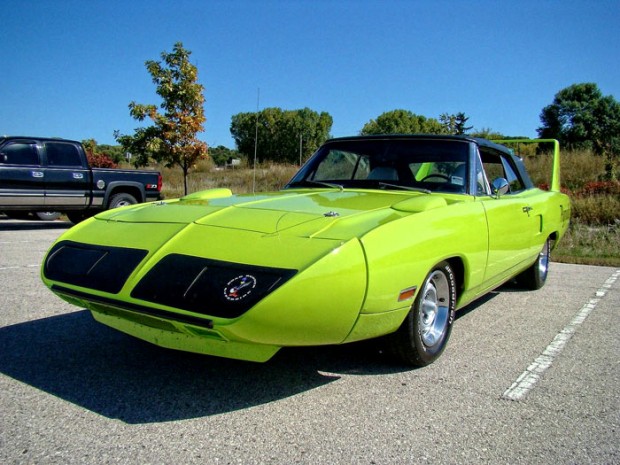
xmin=391 ymin=196 xmax=447 ymax=213
xmin=196 ymin=208 xmax=327 ymax=234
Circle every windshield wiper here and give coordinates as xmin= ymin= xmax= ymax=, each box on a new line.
xmin=378 ymin=182 xmax=431 ymax=194
xmin=289 ymin=180 xmax=344 ymax=191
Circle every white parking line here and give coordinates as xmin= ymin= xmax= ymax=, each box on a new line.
xmin=0 ymin=264 xmax=40 ymax=270
xmin=502 ymin=269 xmax=620 ymax=401
xmin=0 ymin=240 xmax=39 ymax=244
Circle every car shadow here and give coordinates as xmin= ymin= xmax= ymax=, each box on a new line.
xmin=0 ymin=310 xmax=409 ymax=424
xmin=455 ymin=277 xmax=538 ymax=320
xmin=455 ymin=291 xmax=500 ymax=320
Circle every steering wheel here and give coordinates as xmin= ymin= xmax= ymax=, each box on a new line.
xmin=420 ymin=174 xmax=450 ymax=182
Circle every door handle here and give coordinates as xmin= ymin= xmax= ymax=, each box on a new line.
xmin=72 ymin=172 xmax=84 ymax=179
xmin=31 ymin=171 xmax=44 ymax=178
xmin=522 ymin=206 xmax=533 ymax=216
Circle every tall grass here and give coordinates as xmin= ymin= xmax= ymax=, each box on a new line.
xmin=159 ymin=159 xmax=299 ymax=198
xmin=523 ymin=150 xmax=619 ymax=266
xmin=523 ymin=149 xmax=610 ymax=191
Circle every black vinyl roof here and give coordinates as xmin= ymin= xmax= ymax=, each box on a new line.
xmin=326 ymin=134 xmax=514 ymax=155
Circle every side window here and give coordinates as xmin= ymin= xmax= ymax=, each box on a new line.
xmin=474 ymin=154 xmax=489 ymax=196
xmin=480 ymin=149 xmax=525 ymax=195
xmin=46 ymin=142 xmax=82 ymax=167
xmin=0 ymin=143 xmax=40 ymax=165
xmin=501 ymin=158 xmax=525 ymax=192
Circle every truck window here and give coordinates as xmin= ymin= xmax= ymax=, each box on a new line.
xmin=46 ymin=142 xmax=82 ymax=167
xmin=0 ymin=143 xmax=39 ymax=165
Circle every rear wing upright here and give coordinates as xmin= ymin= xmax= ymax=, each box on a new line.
xmin=492 ymin=139 xmax=561 ymax=192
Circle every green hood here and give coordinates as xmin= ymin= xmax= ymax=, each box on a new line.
xmin=95 ymin=189 xmax=449 ymax=240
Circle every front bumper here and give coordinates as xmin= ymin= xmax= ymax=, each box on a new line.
xmin=42 ymin=219 xmax=368 ymax=361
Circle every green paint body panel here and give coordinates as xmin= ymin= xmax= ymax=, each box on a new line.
xmin=41 ymin=136 xmax=570 ymax=363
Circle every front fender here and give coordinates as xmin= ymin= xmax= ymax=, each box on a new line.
xmin=223 ymin=238 xmax=367 ymax=346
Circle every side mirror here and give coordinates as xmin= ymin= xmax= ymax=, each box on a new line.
xmin=491 ymin=177 xmax=510 ymax=197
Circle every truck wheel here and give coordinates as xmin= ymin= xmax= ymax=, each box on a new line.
xmin=35 ymin=211 xmax=61 ymax=221
xmin=5 ymin=211 xmax=32 ymax=220
xmin=109 ymin=193 xmax=138 ymax=209
xmin=67 ymin=211 xmax=95 ymax=224
xmin=387 ymin=261 xmax=456 ymax=366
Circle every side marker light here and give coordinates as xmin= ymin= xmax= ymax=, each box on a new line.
xmin=398 ymin=286 xmax=417 ymax=302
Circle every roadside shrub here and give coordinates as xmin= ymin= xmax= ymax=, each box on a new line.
xmin=536 ymin=183 xmax=573 ymax=196
xmin=524 ymin=150 xmax=607 ymax=191
xmin=86 ymin=152 xmax=118 ymax=168
xmin=570 ymin=195 xmax=620 ymax=226
xmin=159 ymin=162 xmax=298 ymax=198
xmin=554 ymin=223 xmax=620 ymax=266
xmin=578 ymin=181 xmax=620 ymax=197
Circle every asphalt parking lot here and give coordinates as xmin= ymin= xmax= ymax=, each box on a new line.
xmin=1 ymin=217 xmax=618 ymax=465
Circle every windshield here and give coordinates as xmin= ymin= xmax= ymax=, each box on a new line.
xmin=286 ymin=138 xmax=471 ymax=194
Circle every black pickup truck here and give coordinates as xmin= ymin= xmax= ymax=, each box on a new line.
xmin=0 ymin=136 xmax=162 ymax=223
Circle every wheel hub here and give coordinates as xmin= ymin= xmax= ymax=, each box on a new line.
xmin=419 ymin=271 xmax=450 ymax=348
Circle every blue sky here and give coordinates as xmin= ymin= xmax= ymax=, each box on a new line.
xmin=2 ymin=0 xmax=619 ymax=149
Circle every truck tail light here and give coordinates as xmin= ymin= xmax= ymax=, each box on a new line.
xmin=157 ymin=174 xmax=162 ymax=191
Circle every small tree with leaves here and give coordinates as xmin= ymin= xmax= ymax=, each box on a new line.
xmin=360 ymin=110 xmax=445 ymax=135
xmin=538 ymin=83 xmax=620 ymax=179
xmin=230 ymin=107 xmax=332 ymax=164
xmin=439 ymin=112 xmax=472 ymax=135
xmin=116 ymin=42 xmax=207 ymax=194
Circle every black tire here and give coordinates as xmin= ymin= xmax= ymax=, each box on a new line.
xmin=4 ymin=211 xmax=33 ymax=220
xmin=35 ymin=211 xmax=61 ymax=221
xmin=108 ymin=192 xmax=138 ymax=209
xmin=387 ymin=261 xmax=457 ymax=366
xmin=67 ymin=211 xmax=94 ymax=224
xmin=516 ymin=238 xmax=550 ymax=290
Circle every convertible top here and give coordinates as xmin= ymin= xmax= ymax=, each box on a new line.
xmin=320 ymin=134 xmax=534 ymax=191
xmin=325 ymin=134 xmax=515 ymax=156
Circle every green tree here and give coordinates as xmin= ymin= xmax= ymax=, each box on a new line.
xmin=98 ymin=144 xmax=125 ymax=163
xmin=115 ymin=42 xmax=207 ymax=194
xmin=360 ymin=109 xmax=444 ymax=135
xmin=439 ymin=112 xmax=472 ymax=135
xmin=209 ymin=145 xmax=242 ymax=166
xmin=538 ymin=83 xmax=620 ymax=178
xmin=230 ymin=107 xmax=332 ymax=164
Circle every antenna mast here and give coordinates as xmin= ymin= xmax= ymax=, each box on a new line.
xmin=252 ymin=88 xmax=260 ymax=194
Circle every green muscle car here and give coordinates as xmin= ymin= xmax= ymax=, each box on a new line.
xmin=41 ymin=135 xmax=570 ymax=366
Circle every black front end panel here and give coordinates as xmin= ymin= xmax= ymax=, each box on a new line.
xmin=43 ymin=241 xmax=148 ymax=294
xmin=131 ymin=254 xmax=297 ymax=319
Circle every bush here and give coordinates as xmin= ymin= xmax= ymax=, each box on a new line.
xmin=524 ymin=149 xmax=609 ymax=191
xmin=86 ymin=151 xmax=118 ymax=168
xmin=578 ymin=181 xmax=620 ymax=197
xmin=570 ymin=195 xmax=620 ymax=226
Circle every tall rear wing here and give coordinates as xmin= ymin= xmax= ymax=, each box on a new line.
xmin=492 ymin=139 xmax=561 ymax=192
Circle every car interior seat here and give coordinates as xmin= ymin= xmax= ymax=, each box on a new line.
xmin=367 ymin=166 xmax=398 ymax=181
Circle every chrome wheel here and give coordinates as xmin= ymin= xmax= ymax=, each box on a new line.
xmin=387 ymin=261 xmax=456 ymax=366
xmin=419 ymin=270 xmax=451 ymax=348
xmin=517 ymin=237 xmax=551 ymax=290
xmin=537 ymin=239 xmax=549 ymax=282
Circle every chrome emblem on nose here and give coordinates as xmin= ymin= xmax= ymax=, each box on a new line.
xmin=224 ymin=275 xmax=257 ymax=301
